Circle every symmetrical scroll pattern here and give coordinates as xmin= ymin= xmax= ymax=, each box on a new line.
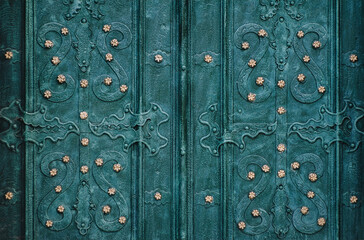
xmin=63 ymin=0 xmax=105 ymax=20
xmin=260 ymin=0 xmax=307 ymax=21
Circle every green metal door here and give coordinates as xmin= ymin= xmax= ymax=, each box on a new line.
xmin=0 ymin=0 xmax=363 ymax=239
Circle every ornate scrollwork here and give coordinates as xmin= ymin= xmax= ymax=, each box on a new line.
xmin=63 ymin=0 xmax=105 ymax=20
xmin=260 ymin=0 xmax=306 ymax=21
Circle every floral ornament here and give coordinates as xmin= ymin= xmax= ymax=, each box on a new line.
xmin=103 ymin=24 xmax=111 ymax=32
xmin=301 ymin=206 xmax=309 ymax=215
xmin=61 ymin=27 xmax=69 ymax=36
xmin=43 ymin=90 xmax=52 ymax=99
xmin=154 ymin=54 xmax=163 ymax=63
xmin=120 ymin=84 xmax=128 ymax=93
xmin=95 ymin=158 xmax=103 ymax=166
xmin=81 ymin=138 xmax=89 ymax=146
xmin=204 ymin=54 xmax=213 ymax=63
xmin=105 ymin=53 xmax=113 ymax=62
xmin=251 ymin=209 xmax=260 ymax=217
xmin=307 ymin=191 xmax=315 ymax=199
xmin=248 ymin=191 xmax=256 ymax=200
xmin=119 ymin=216 xmax=127 ymax=224
xmin=277 ymin=170 xmax=286 ymax=178
xmin=113 ymin=163 xmax=122 ymax=172
xmin=108 ymin=188 xmax=116 ymax=196
xmin=49 ymin=168 xmax=58 ymax=177
xmin=297 ymin=73 xmax=306 ymax=82
xmin=258 ymin=29 xmax=268 ymax=37
xmin=247 ymin=171 xmax=255 ymax=180
xmin=45 ymin=40 xmax=54 ymax=49
xmin=308 ymin=173 xmax=318 ymax=182
xmin=80 ymin=166 xmax=89 ymax=174
xmin=297 ymin=30 xmax=305 ymax=38
xmin=277 ymin=80 xmax=285 ymax=88
xmin=62 ymin=155 xmax=70 ymax=163
xmin=350 ymin=195 xmax=358 ymax=204
xmin=261 ymin=165 xmax=270 ymax=173
xmin=350 ymin=54 xmax=358 ymax=63
xmin=248 ymin=59 xmax=257 ymax=68
xmin=55 ymin=185 xmax=62 ymax=193
xmin=247 ymin=93 xmax=256 ymax=102
xmin=104 ymin=77 xmax=112 ymax=86
xmin=51 ymin=56 xmax=60 ymax=65
xmin=303 ymin=55 xmax=310 ymax=63
xmin=312 ymin=41 xmax=321 ymax=49
xmin=318 ymin=86 xmax=326 ymax=94
xmin=5 ymin=51 xmax=13 ymax=59
xmin=4 ymin=192 xmax=13 ymax=200
xmin=103 ymin=205 xmax=111 ymax=214
xmin=277 ymin=143 xmax=286 ymax=152
xmin=80 ymin=111 xmax=88 ymax=120
xmin=57 ymin=205 xmax=65 ymax=213
xmin=256 ymin=77 xmax=264 ymax=86
xmin=110 ymin=39 xmax=119 ymax=47
xmin=80 ymin=79 xmax=89 ymax=88
xmin=241 ymin=42 xmax=250 ymax=50
xmin=57 ymin=74 xmax=66 ymax=84
xmin=317 ymin=217 xmax=326 ymax=226
xmin=277 ymin=107 xmax=286 ymax=115
xmin=291 ymin=162 xmax=300 ymax=170
xmin=46 ymin=220 xmax=53 ymax=228
xmin=154 ymin=192 xmax=162 ymax=200
xmin=238 ymin=221 xmax=246 ymax=230
xmin=205 ymin=195 xmax=213 ymax=203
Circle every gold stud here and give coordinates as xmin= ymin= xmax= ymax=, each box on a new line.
xmin=247 ymin=93 xmax=256 ymax=102
xmin=350 ymin=195 xmax=358 ymax=204
xmin=205 ymin=195 xmax=213 ymax=203
xmin=155 ymin=192 xmax=162 ymax=200
xmin=108 ymin=188 xmax=116 ymax=196
xmin=297 ymin=31 xmax=304 ymax=38
xmin=103 ymin=25 xmax=111 ymax=32
xmin=55 ymin=185 xmax=62 ymax=193
xmin=248 ymin=59 xmax=257 ymax=68
xmin=4 ymin=51 xmax=13 ymax=59
xmin=247 ymin=171 xmax=255 ymax=180
xmin=62 ymin=155 xmax=70 ymax=163
xmin=113 ymin=163 xmax=122 ymax=172
xmin=303 ymin=55 xmax=310 ymax=63
xmin=57 ymin=205 xmax=65 ymax=213
xmin=277 ymin=80 xmax=285 ymax=88
xmin=312 ymin=41 xmax=321 ymax=49
xmin=251 ymin=209 xmax=260 ymax=217
xmin=45 ymin=40 xmax=54 ymax=48
xmin=120 ymin=85 xmax=128 ymax=93
xmin=4 ymin=192 xmax=13 ymax=200
xmin=307 ymin=191 xmax=315 ymax=199
xmin=301 ymin=206 xmax=309 ymax=215
xmin=308 ymin=173 xmax=318 ymax=182
xmin=110 ymin=39 xmax=119 ymax=47
xmin=80 ymin=79 xmax=89 ymax=88
xmin=103 ymin=205 xmax=111 ymax=214
xmin=277 ymin=144 xmax=286 ymax=152
xmin=317 ymin=217 xmax=326 ymax=226
xmin=318 ymin=86 xmax=326 ymax=93
xmin=49 ymin=168 xmax=58 ymax=177
xmin=248 ymin=191 xmax=256 ymax=200
xmin=204 ymin=55 xmax=213 ymax=63
xmin=103 ymin=77 xmax=112 ymax=86
xmin=277 ymin=107 xmax=286 ymax=115
xmin=105 ymin=53 xmax=113 ymax=62
xmin=80 ymin=111 xmax=88 ymax=120
xmin=241 ymin=42 xmax=250 ymax=50
xmin=44 ymin=90 xmax=52 ymax=99
xmin=57 ymin=74 xmax=66 ymax=84
xmin=297 ymin=74 xmax=306 ymax=82
xmin=80 ymin=166 xmax=89 ymax=174
xmin=277 ymin=170 xmax=286 ymax=178
xmin=262 ymin=165 xmax=270 ymax=173
xmin=291 ymin=162 xmax=300 ymax=170
xmin=61 ymin=27 xmax=69 ymax=35
xmin=95 ymin=158 xmax=103 ymax=166
xmin=238 ymin=221 xmax=246 ymax=230
xmin=258 ymin=29 xmax=268 ymax=37
xmin=81 ymin=138 xmax=89 ymax=146
xmin=51 ymin=56 xmax=60 ymax=65
xmin=155 ymin=54 xmax=163 ymax=63
xmin=256 ymin=77 xmax=264 ymax=86
xmin=350 ymin=54 xmax=358 ymax=63
xmin=45 ymin=220 xmax=53 ymax=228
xmin=119 ymin=216 xmax=127 ymax=224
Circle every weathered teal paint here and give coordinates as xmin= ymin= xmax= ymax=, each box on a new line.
xmin=0 ymin=0 xmax=363 ymax=239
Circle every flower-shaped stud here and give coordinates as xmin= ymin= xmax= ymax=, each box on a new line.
xmin=154 ymin=54 xmax=163 ymax=63
xmin=303 ymin=55 xmax=310 ymax=63
xmin=105 ymin=53 xmax=113 ymax=62
xmin=247 ymin=171 xmax=255 ymax=180
xmin=277 ymin=107 xmax=286 ymax=115
xmin=49 ymin=168 xmax=58 ymax=177
xmin=238 ymin=221 xmax=246 ymax=230
xmin=256 ymin=77 xmax=264 ymax=86
xmin=350 ymin=195 xmax=358 ymax=204
xmin=205 ymin=195 xmax=213 ymax=203
xmin=312 ymin=41 xmax=321 ymax=49
xmin=297 ymin=30 xmax=304 ymax=38
xmin=46 ymin=220 xmax=53 ymax=228
xmin=247 ymin=93 xmax=256 ymax=102
xmin=241 ymin=42 xmax=250 ymax=50
xmin=307 ymin=191 xmax=315 ymax=199
xmin=277 ymin=144 xmax=286 ymax=152
xmin=258 ymin=29 xmax=268 ymax=37
xmin=248 ymin=59 xmax=257 ymax=68
xmin=248 ymin=191 xmax=256 ymax=200
xmin=5 ymin=192 xmax=13 ymax=200
xmin=61 ymin=27 xmax=69 ymax=35
xmin=277 ymin=170 xmax=286 ymax=178
xmin=103 ymin=25 xmax=111 ymax=32
xmin=103 ymin=205 xmax=111 ymax=214
xmin=108 ymin=188 xmax=116 ymax=196
xmin=277 ymin=80 xmax=285 ymax=88
xmin=252 ymin=209 xmax=260 ymax=217
xmin=104 ymin=77 xmax=112 ymax=86
xmin=120 ymin=85 xmax=128 ymax=93
xmin=308 ymin=173 xmax=318 ymax=182
xmin=62 ymin=155 xmax=70 ymax=163
xmin=204 ymin=54 xmax=213 ymax=63
xmin=301 ymin=206 xmax=309 ymax=215
xmin=113 ymin=163 xmax=122 ymax=172
xmin=95 ymin=158 xmax=103 ymax=166
xmin=45 ymin=40 xmax=54 ymax=49
xmin=262 ymin=165 xmax=270 ymax=173
xmin=318 ymin=86 xmax=326 ymax=94
xmin=80 ymin=79 xmax=89 ymax=88
xmin=44 ymin=90 xmax=52 ymax=99
xmin=81 ymin=138 xmax=89 ymax=146
xmin=52 ymin=56 xmax=60 ymax=65
xmin=350 ymin=54 xmax=358 ymax=63
xmin=57 ymin=74 xmax=66 ymax=84
xmin=57 ymin=205 xmax=65 ymax=213
xmin=317 ymin=217 xmax=326 ymax=226
xmin=80 ymin=111 xmax=88 ymax=120
xmin=155 ymin=192 xmax=162 ymax=200
xmin=291 ymin=162 xmax=300 ymax=170
xmin=110 ymin=39 xmax=119 ymax=47
xmin=119 ymin=216 xmax=127 ymax=224
xmin=297 ymin=74 xmax=306 ymax=82
xmin=80 ymin=166 xmax=89 ymax=174
xmin=55 ymin=185 xmax=62 ymax=193
xmin=5 ymin=51 xmax=13 ymax=59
